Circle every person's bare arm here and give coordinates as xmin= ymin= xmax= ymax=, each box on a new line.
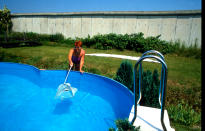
xmin=68 ymin=49 xmax=74 ymax=67
xmin=79 ymin=49 xmax=85 ymax=73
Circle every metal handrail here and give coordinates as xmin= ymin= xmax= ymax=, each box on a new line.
xmin=141 ymin=50 xmax=165 ymax=107
xmin=131 ymin=54 xmax=168 ymax=131
xmin=142 ymin=50 xmax=165 ymax=60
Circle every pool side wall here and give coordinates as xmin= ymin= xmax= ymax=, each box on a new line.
xmin=0 ymin=62 xmax=134 ymax=119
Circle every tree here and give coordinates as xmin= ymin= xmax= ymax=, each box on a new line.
xmin=0 ymin=6 xmax=13 ymax=41
xmin=114 ymin=60 xmax=134 ymax=91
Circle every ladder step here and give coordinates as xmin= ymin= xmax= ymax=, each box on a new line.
xmin=129 ymin=105 xmax=175 ymax=131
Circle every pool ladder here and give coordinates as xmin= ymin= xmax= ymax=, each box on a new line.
xmin=131 ymin=50 xmax=168 ymax=131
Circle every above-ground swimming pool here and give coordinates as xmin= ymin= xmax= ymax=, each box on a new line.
xmin=0 ymin=62 xmax=134 ymax=131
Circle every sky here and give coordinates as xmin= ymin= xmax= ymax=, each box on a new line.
xmin=0 ymin=0 xmax=202 ymax=14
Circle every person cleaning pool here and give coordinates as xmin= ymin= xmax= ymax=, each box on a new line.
xmin=68 ymin=40 xmax=85 ymax=73
xmin=56 ymin=40 xmax=85 ymax=100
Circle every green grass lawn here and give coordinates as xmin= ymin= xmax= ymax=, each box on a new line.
xmin=0 ymin=45 xmax=201 ymax=130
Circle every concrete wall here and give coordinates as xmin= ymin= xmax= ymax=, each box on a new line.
xmin=11 ymin=10 xmax=201 ymax=47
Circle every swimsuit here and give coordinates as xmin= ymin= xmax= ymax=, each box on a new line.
xmin=71 ymin=47 xmax=81 ymax=71
xmin=72 ymin=55 xmax=81 ymax=64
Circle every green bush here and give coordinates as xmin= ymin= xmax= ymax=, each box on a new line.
xmin=114 ymin=60 xmax=134 ymax=91
xmin=109 ymin=119 xmax=140 ymax=131
xmin=0 ymin=32 xmax=67 ymax=47
xmin=167 ymin=100 xmax=201 ymax=126
xmin=90 ymin=34 xmax=114 ymax=50
xmin=23 ymin=32 xmax=39 ymax=41
xmin=4 ymin=32 xmax=24 ymax=41
xmin=114 ymin=60 xmax=161 ymax=108
xmin=0 ymin=32 xmax=42 ymax=48
xmin=82 ymin=35 xmax=94 ymax=47
xmin=81 ymin=33 xmax=201 ymax=58
xmin=49 ymin=33 xmax=65 ymax=42
xmin=2 ymin=31 xmax=201 ymax=58
xmin=135 ymin=69 xmax=160 ymax=108
xmin=1 ymin=32 xmax=39 ymax=42
xmin=128 ymin=33 xmax=145 ymax=52
xmin=95 ymin=42 xmax=104 ymax=50
xmin=82 ymin=33 xmax=174 ymax=54
xmin=0 ymin=41 xmax=42 ymax=48
xmin=1 ymin=32 xmax=66 ymax=42
xmin=63 ymin=37 xmax=75 ymax=46
xmin=142 ymin=35 xmax=171 ymax=54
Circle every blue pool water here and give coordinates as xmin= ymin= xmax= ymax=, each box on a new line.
xmin=0 ymin=62 xmax=134 ymax=131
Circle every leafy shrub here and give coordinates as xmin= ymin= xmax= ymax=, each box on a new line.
xmin=95 ymin=42 xmax=104 ymax=50
xmin=81 ymin=33 xmax=201 ymax=58
xmin=0 ymin=41 xmax=42 ymax=48
xmin=1 ymin=32 xmax=41 ymax=42
xmin=23 ymin=32 xmax=40 ymax=41
xmin=2 ymin=31 xmax=201 ymax=58
xmin=109 ymin=119 xmax=140 ymax=131
xmin=114 ymin=34 xmax=128 ymax=51
xmin=49 ymin=33 xmax=64 ymax=42
xmin=0 ymin=32 xmax=67 ymax=47
xmin=129 ymin=33 xmax=145 ymax=52
xmin=3 ymin=32 xmax=66 ymax=42
xmin=167 ymin=100 xmax=201 ymax=126
xmin=82 ymin=35 xmax=95 ymax=47
xmin=91 ymin=34 xmax=114 ymax=50
xmin=81 ymin=32 xmax=174 ymax=54
xmin=37 ymin=34 xmax=50 ymax=41
xmin=0 ymin=32 xmax=43 ymax=48
xmin=114 ymin=60 xmax=134 ymax=91
xmin=63 ymin=37 xmax=75 ymax=46
xmin=141 ymin=35 xmax=172 ymax=54
xmin=5 ymin=32 xmax=24 ymax=41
